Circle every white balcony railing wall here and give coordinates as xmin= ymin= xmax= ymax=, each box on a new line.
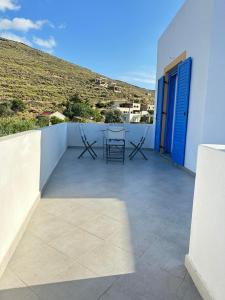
xmin=186 ymin=144 xmax=225 ymax=300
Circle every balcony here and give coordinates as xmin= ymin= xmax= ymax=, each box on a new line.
xmin=0 ymin=123 xmax=202 ymax=299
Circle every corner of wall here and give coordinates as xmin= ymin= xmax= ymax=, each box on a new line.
xmin=185 ymin=255 xmax=214 ymax=300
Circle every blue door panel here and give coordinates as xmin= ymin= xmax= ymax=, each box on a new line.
xmin=154 ymin=76 xmax=165 ymax=152
xmin=164 ymin=72 xmax=177 ymax=153
xmin=172 ymin=57 xmax=192 ymax=166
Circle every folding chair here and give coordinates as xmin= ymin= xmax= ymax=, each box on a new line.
xmin=78 ymin=124 xmax=97 ymax=159
xmin=129 ymin=127 xmax=149 ymax=160
xmin=105 ymin=127 xmax=126 ymax=164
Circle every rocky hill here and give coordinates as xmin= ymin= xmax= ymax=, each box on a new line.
xmin=0 ymin=38 xmax=155 ymax=117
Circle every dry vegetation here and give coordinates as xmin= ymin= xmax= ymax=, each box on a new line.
xmin=0 ymin=38 xmax=155 ymax=118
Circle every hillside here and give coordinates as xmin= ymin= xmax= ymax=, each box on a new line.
xmin=0 ymin=38 xmax=155 ymax=117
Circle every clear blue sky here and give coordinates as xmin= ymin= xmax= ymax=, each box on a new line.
xmin=0 ymin=0 xmax=185 ymax=89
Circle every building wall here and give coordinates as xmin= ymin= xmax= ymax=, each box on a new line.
xmin=156 ymin=0 xmax=214 ymax=172
xmin=186 ymin=145 xmax=225 ymax=300
xmin=202 ymin=0 xmax=225 ymax=146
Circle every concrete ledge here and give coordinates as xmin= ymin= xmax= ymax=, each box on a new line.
xmin=185 ymin=255 xmax=214 ymax=300
xmin=0 ymin=193 xmax=41 ymax=278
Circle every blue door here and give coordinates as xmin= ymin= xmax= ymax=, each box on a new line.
xmin=172 ymin=57 xmax=192 ymax=166
xmin=164 ymin=68 xmax=177 ymax=153
xmin=154 ymin=76 xmax=165 ymax=152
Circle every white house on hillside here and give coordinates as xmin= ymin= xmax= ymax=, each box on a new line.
xmin=112 ymin=102 xmax=142 ymax=123
xmin=154 ymin=0 xmax=225 ymax=172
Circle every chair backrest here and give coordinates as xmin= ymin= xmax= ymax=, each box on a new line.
xmin=143 ymin=126 xmax=150 ymax=140
xmin=79 ymin=124 xmax=86 ymax=141
xmin=106 ymin=127 xmax=126 ymax=140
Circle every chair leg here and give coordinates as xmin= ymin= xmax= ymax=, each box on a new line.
xmin=138 ymin=149 xmax=148 ymax=160
xmin=87 ymin=141 xmax=97 ymax=157
xmin=129 ymin=142 xmax=139 ymax=158
xmin=78 ymin=142 xmax=96 ymax=160
xmin=78 ymin=147 xmax=88 ymax=159
xmin=129 ymin=141 xmax=148 ymax=160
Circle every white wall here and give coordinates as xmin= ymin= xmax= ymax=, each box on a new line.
xmin=39 ymin=123 xmax=68 ymax=190
xmin=156 ymin=0 xmax=214 ymax=172
xmin=0 ymin=131 xmax=41 ymax=276
xmin=186 ymin=145 xmax=225 ymax=300
xmin=67 ymin=122 xmax=155 ymax=149
xmin=0 ymin=123 xmax=68 ymax=277
xmin=202 ymin=0 xmax=225 ymax=146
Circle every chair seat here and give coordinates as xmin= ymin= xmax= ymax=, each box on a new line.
xmin=106 ymin=138 xmax=125 ymax=145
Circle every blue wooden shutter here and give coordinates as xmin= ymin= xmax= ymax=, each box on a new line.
xmin=172 ymin=57 xmax=192 ymax=166
xmin=154 ymin=76 xmax=165 ymax=152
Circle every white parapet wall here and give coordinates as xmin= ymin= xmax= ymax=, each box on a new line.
xmin=39 ymin=123 xmax=68 ymax=190
xmin=186 ymin=144 xmax=225 ymax=300
xmin=0 ymin=123 xmax=68 ymax=277
xmin=67 ymin=122 xmax=155 ymax=149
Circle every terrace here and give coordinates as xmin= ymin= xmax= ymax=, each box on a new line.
xmin=0 ymin=123 xmax=202 ymax=299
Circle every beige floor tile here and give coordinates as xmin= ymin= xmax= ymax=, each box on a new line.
xmin=77 ymin=241 xmax=135 ymax=277
xmin=39 ymin=198 xmax=82 ymax=217
xmin=49 ymin=227 xmax=103 ymax=259
xmin=0 ymin=269 xmax=26 ymax=291
xmin=69 ymin=198 xmax=107 ymax=213
xmin=28 ymin=214 xmax=76 ymax=243
xmin=28 ymin=208 xmax=54 ymax=227
xmin=8 ymin=242 xmax=75 ymax=286
xmin=79 ymin=215 xmax=122 ymax=240
xmin=54 ymin=261 xmax=96 ymax=282
xmin=56 ymin=205 xmax=100 ymax=226
xmin=7 ymin=231 xmax=43 ymax=258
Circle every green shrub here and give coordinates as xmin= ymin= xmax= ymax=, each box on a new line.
xmin=50 ymin=116 xmax=64 ymax=125
xmin=92 ymin=109 xmax=102 ymax=122
xmin=69 ymin=93 xmax=82 ymax=103
xmin=36 ymin=116 xmax=50 ymax=127
xmin=0 ymin=102 xmax=13 ymax=117
xmin=96 ymin=101 xmax=106 ymax=108
xmin=11 ymin=99 xmax=26 ymax=112
xmin=64 ymin=100 xmax=101 ymax=122
xmin=105 ymin=109 xmax=122 ymax=123
xmin=0 ymin=117 xmax=36 ymax=137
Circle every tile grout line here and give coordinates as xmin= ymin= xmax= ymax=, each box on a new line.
xmin=96 ymin=276 xmax=120 ymax=300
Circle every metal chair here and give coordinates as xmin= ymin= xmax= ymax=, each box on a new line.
xmin=129 ymin=127 xmax=149 ymax=160
xmin=105 ymin=127 xmax=126 ymax=164
xmin=78 ymin=124 xmax=97 ymax=159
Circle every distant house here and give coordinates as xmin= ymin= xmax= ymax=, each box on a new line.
xmin=108 ymin=83 xmax=121 ymax=93
xmin=95 ymin=77 xmax=108 ymax=87
xmin=112 ymin=102 xmax=143 ymax=123
xmin=37 ymin=111 xmax=66 ymax=121
xmin=141 ymin=104 xmax=155 ymax=115
xmin=49 ymin=112 xmax=66 ymax=120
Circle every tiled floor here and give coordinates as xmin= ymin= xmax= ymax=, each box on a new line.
xmin=0 ymin=148 xmax=202 ymax=299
